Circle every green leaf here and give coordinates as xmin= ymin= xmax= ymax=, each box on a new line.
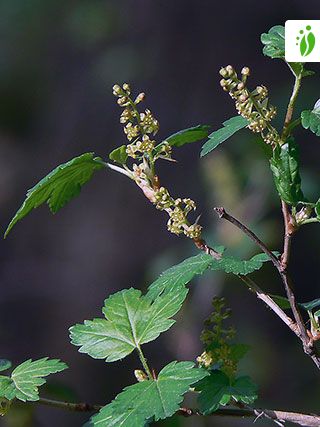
xmin=0 ymin=360 xmax=12 ymax=373
xmin=109 ymin=145 xmax=128 ymax=164
xmin=5 ymin=153 xmax=106 ymax=238
xmin=261 ymin=25 xmax=285 ymax=59
xmin=0 ymin=358 xmax=67 ymax=402
xmin=302 ymin=69 xmax=316 ymax=77
xmin=0 ymin=377 xmax=16 ymax=400
xmin=200 ymin=116 xmax=248 ymax=157
xmin=196 ymin=370 xmax=258 ymax=415
xmin=301 ymin=100 xmax=320 ymax=137
xmin=270 ymin=294 xmax=292 ymax=310
xmin=270 ymin=137 xmax=305 ymax=206
xmin=210 ymin=252 xmax=279 ymax=275
xmin=270 ymin=295 xmax=320 ymax=312
xmin=70 ymin=286 xmax=188 ymax=362
xmin=147 ymin=250 xmax=276 ymax=303
xmin=162 ymin=125 xmax=211 ymax=148
xmin=146 ymin=252 xmax=216 ymax=301
xmin=315 ymin=199 xmax=320 ymax=219
xmin=300 ymin=299 xmax=320 ymax=312
xmin=86 ymin=361 xmax=207 ymax=426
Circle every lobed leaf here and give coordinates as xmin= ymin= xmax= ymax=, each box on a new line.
xmin=270 ymin=137 xmax=305 ymax=206
xmin=0 ymin=358 xmax=67 ymax=402
xmin=210 ymin=252 xmax=279 ymax=276
xmin=301 ymin=100 xmax=320 ymax=137
xmin=146 ymin=252 xmax=216 ymax=301
xmin=5 ymin=153 xmax=106 ymax=237
xmin=147 ymin=250 xmax=276 ymax=302
xmin=200 ymin=116 xmax=248 ymax=157
xmin=86 ymin=361 xmax=207 ymax=426
xmin=69 ymin=286 xmax=188 ymax=362
xmin=196 ymin=370 xmax=258 ymax=415
xmin=260 ymin=25 xmax=285 ymax=59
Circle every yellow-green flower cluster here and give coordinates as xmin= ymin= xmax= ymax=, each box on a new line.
xmin=112 ymin=83 xmax=202 ymax=241
xmin=219 ymin=65 xmax=280 ymax=146
xmin=126 ymin=135 xmax=156 ymax=158
xmin=153 ymin=188 xmax=202 ymax=238
xmin=197 ymin=297 xmax=238 ymax=378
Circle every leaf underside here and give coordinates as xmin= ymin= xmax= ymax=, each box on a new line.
xmin=260 ymin=25 xmax=285 ymax=59
xmin=301 ymin=106 xmax=320 ymax=137
xmin=69 ymin=286 xmax=188 ymax=362
xmin=5 ymin=152 xmax=106 ymax=238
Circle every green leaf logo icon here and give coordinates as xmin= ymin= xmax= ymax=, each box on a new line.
xmin=296 ymin=25 xmax=316 ymax=57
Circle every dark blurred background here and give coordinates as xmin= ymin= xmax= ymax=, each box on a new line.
xmin=0 ymin=1 xmax=320 ymax=426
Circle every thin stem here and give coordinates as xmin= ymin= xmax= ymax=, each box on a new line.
xmin=281 ymin=71 xmax=302 ymax=142
xmin=179 ymin=406 xmax=320 ymax=426
xmin=280 ymin=200 xmax=295 ymax=270
xmin=36 ymin=398 xmax=102 ymax=412
xmin=33 ymin=398 xmax=320 ymax=426
xmin=286 ymin=117 xmax=302 ymax=135
xmin=280 ymin=70 xmax=302 ymax=269
xmin=137 ymin=345 xmax=153 ymax=380
xmin=301 ymin=218 xmax=319 ymax=225
xmin=193 ymin=237 xmax=297 ymax=336
xmin=239 ymin=275 xmax=298 ymax=335
xmin=213 ymin=206 xmax=320 ymax=368
xmin=277 ymin=69 xmax=319 ymax=361
xmin=214 ymin=207 xmax=280 ymax=269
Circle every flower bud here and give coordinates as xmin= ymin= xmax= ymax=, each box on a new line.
xmin=134 ymin=370 xmax=148 ymax=382
xmin=241 ymin=67 xmax=250 ymax=76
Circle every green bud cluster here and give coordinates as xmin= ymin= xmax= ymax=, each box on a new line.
xmin=197 ymin=297 xmax=238 ymax=378
xmin=113 ymin=83 xmax=159 ymax=142
xmin=219 ymin=65 xmax=280 ymax=146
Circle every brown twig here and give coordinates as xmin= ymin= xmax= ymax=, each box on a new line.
xmin=239 ymin=275 xmax=298 ymax=335
xmin=281 ymin=70 xmax=302 ymax=141
xmin=179 ymin=405 xmax=320 ymax=426
xmin=214 ymin=207 xmax=280 ymax=268
xmin=280 ymin=200 xmax=295 ymax=270
xmin=36 ymin=398 xmax=102 ymax=412
xmin=213 ymin=206 xmax=320 ymax=368
xmin=193 ymin=236 xmax=297 ymax=335
xmin=34 ymin=398 xmax=320 ymax=426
